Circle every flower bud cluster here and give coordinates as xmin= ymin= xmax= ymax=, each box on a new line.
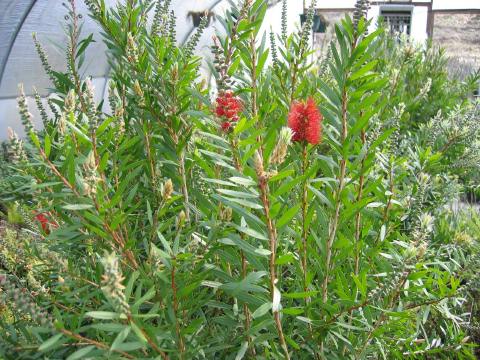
xmin=34 ymin=89 xmax=50 ymax=127
xmin=211 ymin=38 xmax=233 ymax=92
xmin=84 ymin=0 xmax=101 ymax=18
xmin=219 ymin=206 xmax=233 ymax=222
xmin=48 ymin=98 xmax=61 ymax=120
xmin=82 ymin=151 xmax=100 ymax=196
xmin=152 ymin=0 xmax=171 ymax=36
xmin=17 ymin=84 xmax=35 ymax=135
xmin=108 ymin=81 xmax=125 ymax=134
xmin=353 ymin=0 xmax=370 ymax=29
xmin=269 ymin=31 xmax=279 ymax=68
xmin=299 ymin=1 xmax=317 ymax=50
xmin=215 ymin=90 xmax=242 ymax=131
xmin=85 ymin=78 xmax=98 ymax=130
xmin=126 ymin=33 xmax=139 ymax=64
xmin=168 ymin=10 xmax=177 ymax=44
xmin=418 ymin=78 xmax=432 ymax=100
xmin=100 ymin=253 xmax=130 ymax=316
xmin=64 ymin=90 xmax=76 ymax=113
xmin=133 ymin=79 xmax=146 ymax=106
xmin=32 ymin=33 xmax=55 ymax=84
xmin=7 ymin=128 xmax=27 ymax=162
xmin=184 ymin=14 xmax=208 ymax=59
xmin=0 ymin=275 xmax=53 ymax=327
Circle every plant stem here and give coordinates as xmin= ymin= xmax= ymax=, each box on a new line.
xmin=241 ymin=250 xmax=256 ymax=356
xmin=321 ymin=88 xmax=348 ymax=303
xmin=171 ymin=263 xmax=185 ymax=357
xmin=342 ymin=130 xmax=366 ymax=356
xmin=301 ymin=143 xmax=309 ymax=292
xmin=354 ymin=129 xmax=366 ymax=275
xmin=178 ymin=149 xmax=190 ymax=222
xmin=60 ymin=328 xmax=135 ymax=359
xmin=257 ymin=174 xmax=290 ymax=360
xmin=229 ymin=139 xmax=255 ymax=355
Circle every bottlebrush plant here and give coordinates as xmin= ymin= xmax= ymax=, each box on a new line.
xmin=1 ymin=0 xmax=479 ymax=359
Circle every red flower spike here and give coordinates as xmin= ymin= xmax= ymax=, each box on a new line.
xmin=288 ymin=97 xmax=322 ymax=145
xmin=33 ymin=211 xmax=57 ymax=234
xmin=34 ymin=212 xmax=50 ymax=232
xmin=215 ymin=90 xmax=242 ymax=123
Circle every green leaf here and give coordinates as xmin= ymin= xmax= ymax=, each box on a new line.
xmin=256 ymin=49 xmax=269 ymax=78
xmin=233 ymin=224 xmax=268 ymax=241
xmin=111 ymin=327 xmax=131 ymax=352
xmin=130 ymin=322 xmax=148 ymax=344
xmin=282 ymin=307 xmax=304 ymax=315
xmin=349 ymin=60 xmax=378 ymax=81
xmin=146 ymin=199 xmax=153 ymax=226
xmin=86 ymin=311 xmax=121 ymax=320
xmin=115 ymin=342 xmax=146 ymax=351
xmin=252 ymin=302 xmax=272 ymax=318
xmin=226 ymin=197 xmax=262 ymax=209
xmin=44 ymin=134 xmax=51 ymax=157
xmin=62 ymin=204 xmax=94 ymax=210
xmin=277 ymin=204 xmax=300 ymax=228
xmin=276 ymin=253 xmax=294 ymax=265
xmin=66 ymin=346 xmax=96 ymax=360
xmin=38 ymin=333 xmax=64 ymax=352
xmin=235 ymin=341 xmax=249 ymax=360
xmin=217 ymin=188 xmax=258 ymax=199
xmin=283 ymin=291 xmax=319 ymax=299
xmin=229 ymin=176 xmax=256 ymax=187
xmin=219 ymin=236 xmax=270 ymax=257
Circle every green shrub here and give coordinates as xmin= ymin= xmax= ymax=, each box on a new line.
xmin=1 ymin=0 xmax=478 ymax=359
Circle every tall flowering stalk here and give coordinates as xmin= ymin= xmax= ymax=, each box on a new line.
xmin=254 ymin=150 xmax=290 ymax=360
xmin=288 ymin=97 xmax=322 ymax=293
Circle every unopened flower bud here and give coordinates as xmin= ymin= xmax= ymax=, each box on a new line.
xmin=177 ymin=210 xmax=186 ymax=227
xmin=220 ymin=206 xmax=232 ymax=222
xmin=253 ymin=150 xmax=264 ymax=177
xmin=58 ymin=113 xmax=67 ymax=135
xmin=419 ymin=212 xmax=434 ymax=234
xmin=85 ymin=151 xmax=96 ymax=170
xmin=270 ymin=127 xmax=293 ymax=165
xmin=418 ymin=172 xmax=430 ymax=187
xmin=162 ymin=179 xmax=173 ymax=201
xmin=133 ymin=80 xmax=143 ymax=98
xmin=417 ymin=242 xmax=427 ymax=258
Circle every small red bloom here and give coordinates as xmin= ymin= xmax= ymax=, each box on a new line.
xmin=221 ymin=121 xmax=232 ymax=132
xmin=287 ymin=97 xmax=322 ymax=145
xmin=215 ymin=90 xmax=242 ymax=122
xmin=33 ymin=211 xmax=57 ymax=234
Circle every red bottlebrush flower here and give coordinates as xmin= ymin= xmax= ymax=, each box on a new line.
xmin=215 ymin=90 xmax=242 ymax=122
xmin=221 ymin=121 xmax=232 ymax=132
xmin=33 ymin=211 xmax=57 ymax=234
xmin=35 ymin=212 xmax=50 ymax=232
xmin=287 ymin=97 xmax=322 ymax=145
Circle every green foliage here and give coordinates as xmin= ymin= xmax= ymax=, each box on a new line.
xmin=1 ymin=0 xmax=479 ymax=359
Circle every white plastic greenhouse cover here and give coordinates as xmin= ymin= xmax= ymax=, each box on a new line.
xmin=0 ymin=0 xmax=302 ymax=140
